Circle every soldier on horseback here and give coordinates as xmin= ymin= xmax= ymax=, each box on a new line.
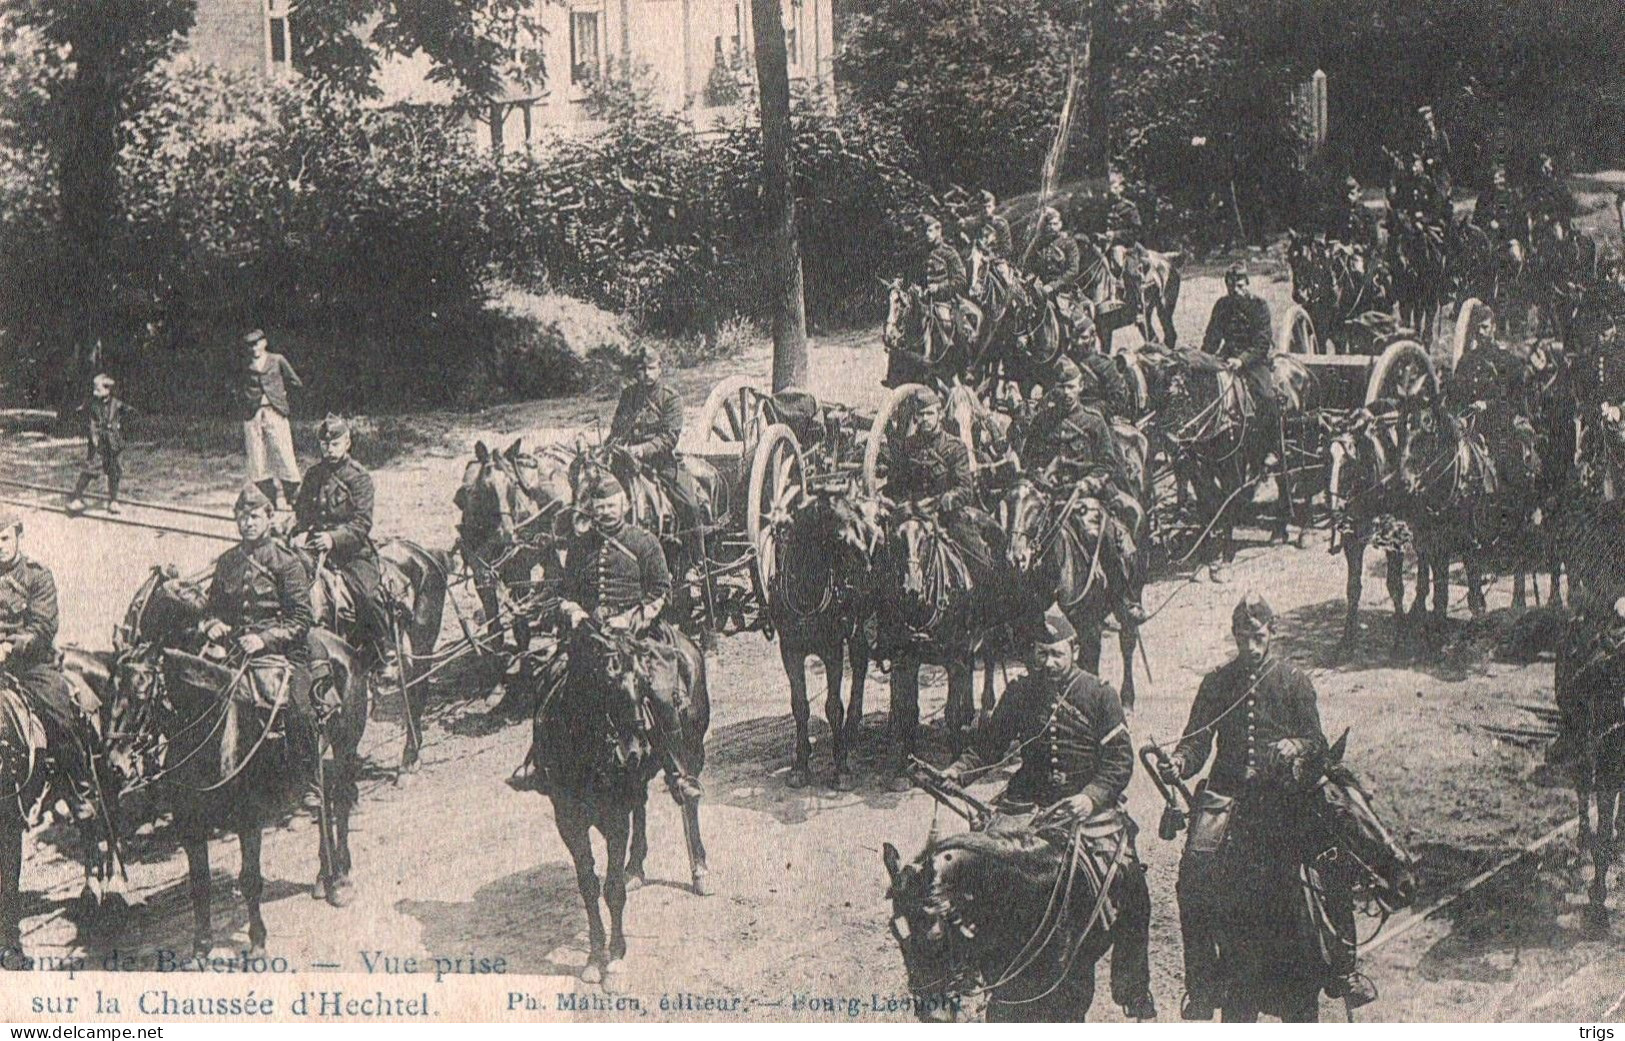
xmin=974 ymin=190 xmax=1013 ymax=262
xmin=1449 ymin=308 xmax=1526 ymax=414
xmin=1202 ymin=262 xmax=1277 ymax=419
xmin=1104 ymin=172 xmax=1145 ymax=315
xmin=1325 ymin=177 xmax=1380 ymax=256
xmin=0 ymin=509 xmax=105 ymax=816
xmin=196 ymin=486 xmax=319 ymax=785
xmin=555 ymin=473 xmax=703 ymax=801
xmin=918 ymin=213 xmax=969 ymax=304
xmin=1021 ymin=358 xmax=1146 ymax=624
xmin=291 ymin=415 xmax=397 ymax=681
xmin=1026 ymin=207 xmax=1089 ymax=342
xmin=607 ymin=344 xmax=705 ymax=555
xmin=1156 ymin=595 xmax=1372 ymax=1020
xmin=880 ymin=387 xmax=999 ymax=564
xmin=943 ymin=605 xmax=1157 ymax=1021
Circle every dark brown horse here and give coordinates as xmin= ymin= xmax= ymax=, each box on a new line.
xmin=761 ymin=478 xmax=882 ymax=790
xmin=882 ymin=822 xmax=1147 ymax=1021
xmin=1002 ymin=476 xmax=1142 ymax=709
xmin=107 ymin=573 xmax=369 ymax=957
xmin=529 ymin=622 xmax=710 ymax=985
xmin=1325 ymin=408 xmax=1414 ymax=657
xmin=1554 ymin=607 xmax=1625 ymax=929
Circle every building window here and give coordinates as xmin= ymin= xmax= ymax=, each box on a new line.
xmin=266 ymin=0 xmax=293 ymax=73
xmin=570 ymin=10 xmax=601 ymax=84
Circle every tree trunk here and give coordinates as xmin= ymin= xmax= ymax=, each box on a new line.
xmin=750 ymin=0 xmax=809 ymax=392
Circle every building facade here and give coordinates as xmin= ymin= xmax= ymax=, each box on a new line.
xmin=184 ymin=0 xmax=836 ymax=149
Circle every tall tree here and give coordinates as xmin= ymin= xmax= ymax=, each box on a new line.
xmin=750 ymin=0 xmax=808 ymax=392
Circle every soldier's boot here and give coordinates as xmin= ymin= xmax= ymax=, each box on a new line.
xmin=1327 ymin=973 xmax=1377 ymax=1010
xmin=1102 ymin=524 xmax=1148 ymax=625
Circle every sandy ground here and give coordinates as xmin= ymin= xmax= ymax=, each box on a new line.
xmin=1 ymin=265 xmax=1619 ymax=1023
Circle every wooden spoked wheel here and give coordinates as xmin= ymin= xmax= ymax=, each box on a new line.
xmin=745 ymin=423 xmax=806 ymax=596
xmin=1276 ymin=302 xmax=1321 ymax=355
xmin=1451 ymin=297 xmax=1492 ymax=369
xmin=1364 ymin=339 xmax=1439 ymax=409
xmin=862 ymin=383 xmax=934 ymax=496
xmin=698 ymin=376 xmax=767 ymax=447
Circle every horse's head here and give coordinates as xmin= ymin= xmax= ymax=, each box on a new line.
xmin=503 ymin=438 xmax=574 ymax=519
xmin=1315 ymin=734 xmax=1419 ymax=915
xmin=884 ymin=280 xmax=922 ymax=351
xmin=881 ymin=838 xmax=978 ymax=1021
xmin=1003 ymin=477 xmax=1050 ymax=573
xmin=1324 ymin=409 xmax=1387 ymax=512
xmin=818 ymin=478 xmax=885 ymax=566
xmin=891 ymin=511 xmax=934 ymax=602
xmin=455 ymin=440 xmax=533 ymax=549
xmin=570 ymin=625 xmax=658 ymax=773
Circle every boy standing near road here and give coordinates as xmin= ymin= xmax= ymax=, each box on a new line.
xmin=238 ymin=328 xmax=304 ymax=511
xmin=66 ymin=373 xmax=131 ymax=515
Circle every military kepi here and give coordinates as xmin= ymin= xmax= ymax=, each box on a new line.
xmin=581 ymin=472 xmax=625 ymax=502
xmin=318 ymin=414 xmax=350 ymax=440
xmin=1232 ymin=592 xmax=1275 ymax=633
xmin=1038 ymin=603 xmax=1077 ymax=646
xmin=234 ymin=483 xmax=274 ymax=514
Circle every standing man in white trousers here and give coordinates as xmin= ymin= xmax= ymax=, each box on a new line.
xmin=238 ymin=328 xmax=303 ymax=511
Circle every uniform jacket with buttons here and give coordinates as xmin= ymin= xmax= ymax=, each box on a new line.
xmin=1029 ymin=232 xmax=1082 ymax=292
xmin=1201 ymin=293 xmax=1274 ymax=365
xmin=883 ymin=427 xmax=974 ymax=513
xmin=921 ymin=242 xmax=968 ymax=299
xmin=78 ymin=396 xmax=133 ymax=455
xmin=204 ymin=539 xmax=313 ymax=659
xmin=293 ymin=456 xmax=377 ymax=564
xmin=0 ymin=555 xmax=59 ymax=669
xmin=1023 ymin=398 xmax=1129 ymax=489
xmin=955 ymin=664 xmax=1133 ymax=810
xmin=1174 ymin=654 xmax=1326 ymax=798
xmin=560 ymin=522 xmax=671 ymax=616
xmin=237 ymin=352 xmax=302 ymax=420
xmin=609 ymin=381 xmax=684 ymax=470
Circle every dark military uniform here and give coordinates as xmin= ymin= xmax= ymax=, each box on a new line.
xmin=1023 ymin=397 xmax=1129 ymax=491
xmin=559 ymin=522 xmax=672 ymax=621
xmin=608 ymin=378 xmax=699 ymax=526
xmin=1028 ymin=231 xmax=1082 ymax=294
xmin=921 ymin=242 xmax=969 ymax=301
xmin=293 ymin=455 xmax=388 ymax=657
xmin=1106 ymin=196 xmax=1143 ymax=247
xmin=558 ymin=519 xmax=700 ymax=792
xmin=1202 ymin=293 xmax=1273 ymax=366
xmin=0 ymin=554 xmax=97 ymax=790
xmin=948 ymin=662 xmax=1154 ymax=1019
xmin=204 ymin=538 xmax=314 ymax=663
xmin=882 ymin=425 xmax=997 ymax=568
xmin=1169 ymin=652 xmax=1341 ymax=1013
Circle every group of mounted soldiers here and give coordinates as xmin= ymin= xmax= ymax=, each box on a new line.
xmin=7 ymin=106 xmax=1625 ymax=1022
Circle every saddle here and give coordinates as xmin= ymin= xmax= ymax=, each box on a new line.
xmin=309 ymin=565 xmax=356 ymax=636
xmin=0 ymin=683 xmax=48 ymax=779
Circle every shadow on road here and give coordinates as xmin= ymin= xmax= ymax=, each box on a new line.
xmin=1271 ymin=597 xmax=1513 ymax=681
xmin=397 ymin=861 xmax=589 ymax=977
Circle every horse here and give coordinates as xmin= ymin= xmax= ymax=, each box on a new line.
xmin=300 ymin=538 xmax=449 ymax=776
xmin=1325 ymin=407 xmax=1413 ymax=657
xmin=1554 ymin=608 xmax=1625 ymax=928
xmin=965 ymin=244 xmax=1064 ymax=394
xmin=1002 ymin=476 xmax=1142 ymax=710
xmin=1387 ymin=210 xmax=1449 ymax=341
xmin=881 ymin=820 xmax=1148 ymax=1021
xmin=103 ymin=563 xmax=371 ymax=957
xmin=761 ymin=477 xmax=882 ymax=790
xmin=0 ymin=663 xmax=130 ymax=956
xmin=1193 ymin=734 xmax=1417 ymax=1022
xmin=454 ymin=440 xmax=552 ymax=653
xmin=877 ymin=505 xmax=1006 ymax=770
xmin=1074 ymin=234 xmax=1182 ymax=353
xmin=1284 ymin=232 xmax=1394 ymax=353
xmin=530 ymin=622 xmax=710 ymax=984
xmin=1159 ymin=347 xmax=1317 ymax=568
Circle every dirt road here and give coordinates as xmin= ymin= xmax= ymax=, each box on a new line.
xmin=1 ymin=266 xmax=1615 ymax=1022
